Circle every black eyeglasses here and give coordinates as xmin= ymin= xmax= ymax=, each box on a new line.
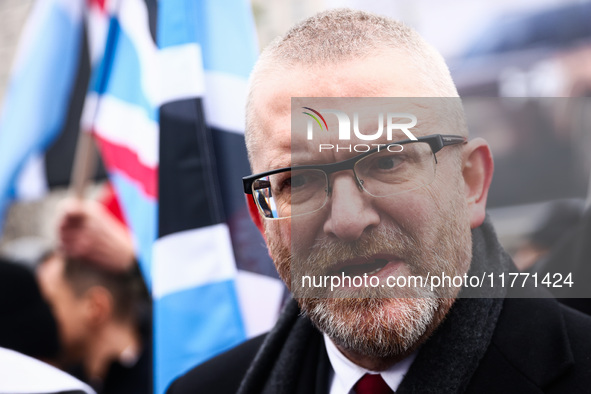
xmin=243 ymin=134 xmax=466 ymax=219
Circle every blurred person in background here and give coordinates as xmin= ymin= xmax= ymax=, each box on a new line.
xmin=512 ymin=199 xmax=585 ymax=272
xmin=37 ymin=252 xmax=150 ymax=394
xmin=36 ymin=197 xmax=151 ymax=393
xmin=534 ymin=201 xmax=591 ymax=317
xmin=0 ymin=258 xmax=95 ymax=394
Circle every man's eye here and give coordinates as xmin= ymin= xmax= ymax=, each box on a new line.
xmin=373 ymin=155 xmax=403 ymax=171
xmin=279 ymin=174 xmax=307 ymax=192
xmin=289 ymin=174 xmax=307 ymax=188
xmin=376 ymin=157 xmax=397 ymax=170
xmin=276 ymin=171 xmax=324 ymax=194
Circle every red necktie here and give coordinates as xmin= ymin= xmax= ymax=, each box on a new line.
xmin=353 ymin=373 xmax=394 ymax=394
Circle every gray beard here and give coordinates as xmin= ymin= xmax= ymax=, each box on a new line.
xmin=265 ymin=190 xmax=471 ymax=360
xmin=305 ymin=295 xmax=442 ymax=358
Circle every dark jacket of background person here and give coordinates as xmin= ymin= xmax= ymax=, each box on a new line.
xmin=68 ymin=340 xmax=152 ymax=394
xmin=0 ymin=258 xmax=60 ymax=362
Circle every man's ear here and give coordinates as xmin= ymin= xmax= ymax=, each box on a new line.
xmin=83 ymin=286 xmax=113 ymax=327
xmin=462 ymin=138 xmax=494 ymax=229
xmin=247 ymin=195 xmax=266 ymax=242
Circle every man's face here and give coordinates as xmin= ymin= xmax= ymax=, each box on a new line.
xmin=249 ymin=51 xmax=473 ymax=361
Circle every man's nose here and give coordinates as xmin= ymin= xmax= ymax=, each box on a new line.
xmin=322 ymin=173 xmax=380 ymax=241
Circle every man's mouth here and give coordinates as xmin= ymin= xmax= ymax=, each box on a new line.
xmin=328 ymin=256 xmax=402 ymax=277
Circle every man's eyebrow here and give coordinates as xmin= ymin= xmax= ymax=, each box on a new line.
xmin=410 ymin=123 xmax=432 ymax=134
xmin=291 ymin=159 xmax=329 ymax=167
xmin=266 ymin=158 xmax=291 ymax=170
xmin=279 ymin=154 xmax=334 ymax=168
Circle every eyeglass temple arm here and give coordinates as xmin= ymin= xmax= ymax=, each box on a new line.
xmin=429 ymin=134 xmax=467 ymax=153
xmin=442 ymin=135 xmax=467 ymax=145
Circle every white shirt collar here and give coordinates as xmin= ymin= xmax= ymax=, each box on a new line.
xmin=323 ymin=334 xmax=417 ymax=394
xmin=0 ymin=347 xmax=96 ymax=394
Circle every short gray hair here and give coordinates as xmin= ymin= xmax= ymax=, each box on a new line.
xmin=245 ymin=8 xmax=461 ymax=165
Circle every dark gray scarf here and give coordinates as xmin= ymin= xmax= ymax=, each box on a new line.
xmin=238 ymin=218 xmax=512 ymax=394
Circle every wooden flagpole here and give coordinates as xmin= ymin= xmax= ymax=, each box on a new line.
xmin=69 ymin=0 xmax=123 ymax=199
xmin=69 ymin=128 xmax=97 ymax=198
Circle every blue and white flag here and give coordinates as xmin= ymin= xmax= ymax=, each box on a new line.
xmin=84 ymin=0 xmax=285 ymax=392
xmin=1 ymin=1 xmax=284 ymax=392
xmin=153 ymin=1 xmax=284 ymax=392
xmin=0 ymin=0 xmax=84 ymax=230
